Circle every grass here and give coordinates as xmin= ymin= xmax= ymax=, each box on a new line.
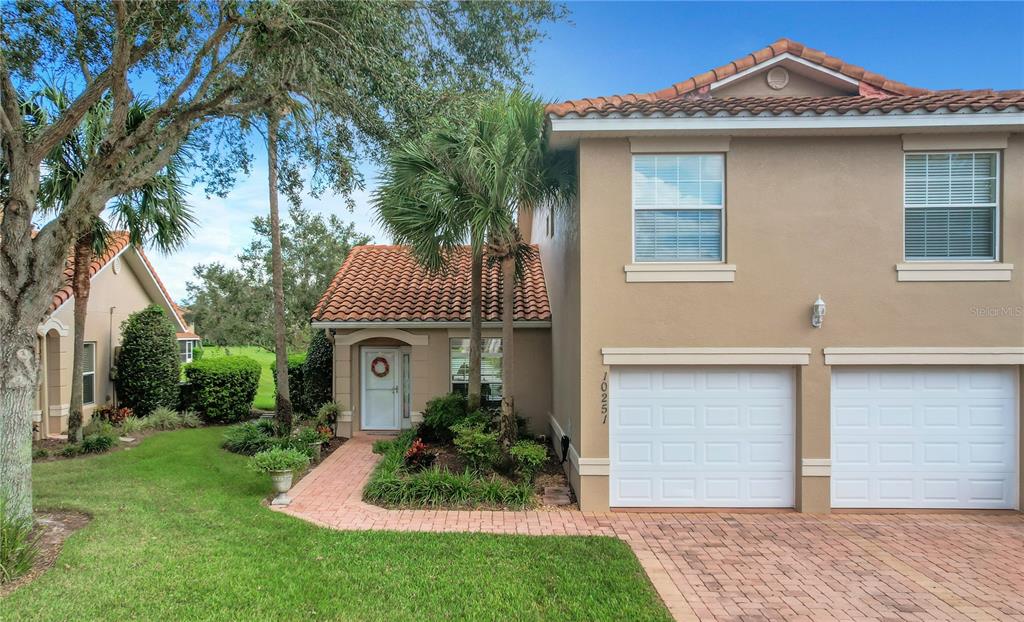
xmin=200 ymin=346 xmax=277 ymax=411
xmin=3 ymin=427 xmax=670 ymax=621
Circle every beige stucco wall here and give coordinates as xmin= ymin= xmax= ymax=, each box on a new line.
xmin=538 ymin=132 xmax=1024 ymax=511
xmin=331 ymin=326 xmax=552 ymax=438
xmin=37 ymin=248 xmax=178 ymax=436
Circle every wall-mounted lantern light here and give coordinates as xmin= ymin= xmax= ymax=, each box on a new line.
xmin=811 ymin=295 xmax=826 ymax=328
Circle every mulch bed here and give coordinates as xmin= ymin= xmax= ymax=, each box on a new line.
xmin=32 ymin=433 xmax=150 ymax=463
xmin=0 ymin=510 xmax=91 ymax=597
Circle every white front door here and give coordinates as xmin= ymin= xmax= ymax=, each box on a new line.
xmin=361 ymin=348 xmax=401 ymax=431
xmin=831 ymin=366 xmax=1019 ymax=509
xmin=609 ymin=366 xmax=795 ymax=508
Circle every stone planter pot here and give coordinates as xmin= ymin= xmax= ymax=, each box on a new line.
xmin=308 ymin=442 xmax=322 ymax=461
xmin=269 ymin=469 xmax=294 ymax=506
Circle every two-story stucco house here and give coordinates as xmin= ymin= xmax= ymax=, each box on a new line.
xmin=315 ymin=39 xmax=1023 ymax=513
xmin=35 ymin=232 xmax=200 ymax=439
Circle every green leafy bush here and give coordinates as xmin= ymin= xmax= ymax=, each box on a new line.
xmin=145 ymin=407 xmax=184 ymax=430
xmin=83 ymin=419 xmax=117 ymax=438
xmin=60 ymin=444 xmax=83 ymax=458
xmin=118 ymin=416 xmax=144 ymax=435
xmin=114 ymin=305 xmax=181 ymax=416
xmin=0 ymin=496 xmax=39 ymax=584
xmin=182 ymin=356 xmax=261 ymax=423
xmin=315 ymin=401 xmax=340 ymax=432
xmin=81 ymin=432 xmax=117 ymax=454
xmin=509 ymin=440 xmax=548 ymax=483
xmin=302 ymin=329 xmax=333 ymax=413
xmin=179 ymin=411 xmax=201 ymax=428
xmin=249 ymin=447 xmax=310 ymax=473
xmin=222 ymin=421 xmax=277 ymax=456
xmin=272 ymin=353 xmax=308 ymax=414
xmin=362 ymin=433 xmax=532 ymax=510
xmin=191 ymin=344 xmax=204 ymax=361
xmin=420 ymin=393 xmax=468 ymax=441
xmin=32 ymin=448 xmax=49 ymax=460
xmin=451 ymin=422 xmax=499 ymax=473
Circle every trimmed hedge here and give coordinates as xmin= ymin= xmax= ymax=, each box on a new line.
xmin=114 ymin=305 xmax=180 ymax=416
xmin=272 ymin=353 xmax=308 ymax=414
xmin=182 ymin=356 xmax=261 ymax=423
xmin=303 ymin=330 xmax=333 ymax=413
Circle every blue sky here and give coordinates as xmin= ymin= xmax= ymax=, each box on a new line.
xmin=150 ymin=1 xmax=1024 ymax=300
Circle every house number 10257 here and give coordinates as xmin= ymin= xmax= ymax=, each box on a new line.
xmin=600 ymin=372 xmax=609 ymax=424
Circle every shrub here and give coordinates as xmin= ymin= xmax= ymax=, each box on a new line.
xmin=222 ymin=421 xmax=276 ymax=456
xmin=114 ymin=305 xmax=180 ymax=416
xmin=32 ymin=448 xmax=49 ymax=460
xmin=420 ymin=393 xmax=468 ymax=442
xmin=509 ymin=440 xmax=548 ymax=483
xmin=315 ymin=402 xmax=340 ymax=431
xmin=362 ymin=434 xmax=532 ymax=510
xmin=249 ymin=447 xmax=310 ymax=473
xmin=118 ymin=416 xmax=144 ymax=435
xmin=294 ymin=426 xmax=329 ymax=447
xmin=81 ymin=432 xmax=117 ymax=454
xmin=60 ymin=444 xmax=83 ymax=458
xmin=82 ymin=419 xmax=116 ymax=438
xmin=403 ymin=438 xmax=436 ymax=471
xmin=451 ymin=422 xmax=499 ymax=473
xmin=145 ymin=407 xmax=183 ymax=430
xmin=302 ymin=329 xmax=333 ymax=412
xmin=272 ymin=353 xmax=308 ymax=414
xmin=93 ymin=404 xmax=134 ymax=426
xmin=0 ymin=496 xmax=39 ymax=584
xmin=191 ymin=344 xmax=204 ymax=361
xmin=179 ymin=411 xmax=201 ymax=428
xmin=183 ymin=356 xmax=261 ymax=423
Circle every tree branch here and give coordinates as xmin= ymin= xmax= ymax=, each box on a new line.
xmin=104 ymin=0 xmax=134 ymax=145
xmin=61 ymin=0 xmax=93 ymax=84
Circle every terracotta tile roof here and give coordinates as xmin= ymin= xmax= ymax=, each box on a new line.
xmin=176 ymin=331 xmax=200 ymax=340
xmin=550 ymin=91 xmax=1024 ymax=119
xmin=48 ymin=231 xmax=189 ymax=332
xmin=546 ymin=38 xmax=1024 ymax=118
xmin=312 ymin=245 xmax=551 ymax=323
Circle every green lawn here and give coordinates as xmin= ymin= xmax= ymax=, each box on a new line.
xmin=4 ymin=428 xmax=670 ymax=621
xmin=200 ymin=346 xmax=277 ymax=411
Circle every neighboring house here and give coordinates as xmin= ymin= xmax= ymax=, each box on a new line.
xmin=311 ymin=245 xmax=552 ymax=437
xmin=34 ymin=232 xmax=200 ymax=438
xmin=316 ymin=38 xmax=1022 ymax=513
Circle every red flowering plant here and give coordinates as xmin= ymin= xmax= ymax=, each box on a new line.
xmin=94 ymin=404 xmax=134 ymax=425
xmin=403 ymin=438 xmax=436 ymax=471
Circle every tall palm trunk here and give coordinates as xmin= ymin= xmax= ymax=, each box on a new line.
xmin=468 ymin=248 xmax=482 ymax=411
xmin=67 ymin=234 xmax=93 ymax=442
xmin=497 ymin=246 xmax=517 ymax=447
xmin=267 ymin=113 xmax=293 ymax=434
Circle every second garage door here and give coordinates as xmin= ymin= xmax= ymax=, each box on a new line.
xmin=831 ymin=367 xmax=1019 ymax=509
xmin=610 ymin=366 xmax=795 ymax=508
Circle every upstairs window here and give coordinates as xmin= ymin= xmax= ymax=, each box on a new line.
xmin=633 ymin=154 xmax=725 ymax=262
xmin=904 ymin=152 xmax=998 ymax=260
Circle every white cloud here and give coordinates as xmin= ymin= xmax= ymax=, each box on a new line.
xmin=145 ymin=161 xmax=387 ymax=301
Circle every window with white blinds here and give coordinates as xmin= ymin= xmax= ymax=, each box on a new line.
xmin=633 ymin=154 xmax=724 ymax=262
xmin=450 ymin=338 xmax=502 ymax=403
xmin=904 ymin=152 xmax=998 ymax=260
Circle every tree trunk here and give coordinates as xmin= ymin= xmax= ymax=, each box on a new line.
xmin=266 ymin=113 xmax=293 ymax=435
xmin=0 ymin=328 xmax=37 ymax=521
xmin=468 ymin=248 xmax=483 ymax=412
xmin=67 ymin=235 xmax=93 ymax=443
xmin=497 ymin=250 xmax=517 ymax=448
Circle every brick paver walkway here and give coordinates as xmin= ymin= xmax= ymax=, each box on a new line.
xmin=276 ymin=436 xmax=1024 ymax=622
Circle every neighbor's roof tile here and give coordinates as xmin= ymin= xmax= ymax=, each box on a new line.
xmin=311 ymin=245 xmax=550 ymax=323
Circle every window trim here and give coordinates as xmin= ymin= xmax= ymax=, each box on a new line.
xmin=901 ymin=150 xmax=1001 ymax=263
xmin=448 ymin=337 xmax=503 ymax=402
xmin=83 ymin=341 xmax=96 ymax=405
xmin=631 ymin=153 xmax=727 ymax=265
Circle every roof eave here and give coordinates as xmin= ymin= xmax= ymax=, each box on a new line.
xmin=311 ymin=320 xmax=552 ymax=329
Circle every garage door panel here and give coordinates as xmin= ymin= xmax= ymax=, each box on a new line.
xmin=831 ymin=367 xmax=1018 ymax=509
xmin=611 ymin=366 xmax=795 ymax=508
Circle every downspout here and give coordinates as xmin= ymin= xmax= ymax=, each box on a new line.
xmin=109 ymin=307 xmax=116 ymax=406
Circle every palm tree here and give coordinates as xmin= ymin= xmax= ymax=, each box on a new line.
xmin=374 ymin=124 xmax=487 ymax=412
xmin=37 ymin=89 xmax=195 ymax=440
xmin=376 ymin=91 xmax=575 ymax=447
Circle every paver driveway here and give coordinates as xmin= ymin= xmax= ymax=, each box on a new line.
xmin=276 ymin=436 xmax=1024 ymax=622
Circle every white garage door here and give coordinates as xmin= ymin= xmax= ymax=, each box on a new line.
xmin=610 ymin=367 xmax=794 ymax=508
xmin=832 ymin=367 xmax=1019 ymax=509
